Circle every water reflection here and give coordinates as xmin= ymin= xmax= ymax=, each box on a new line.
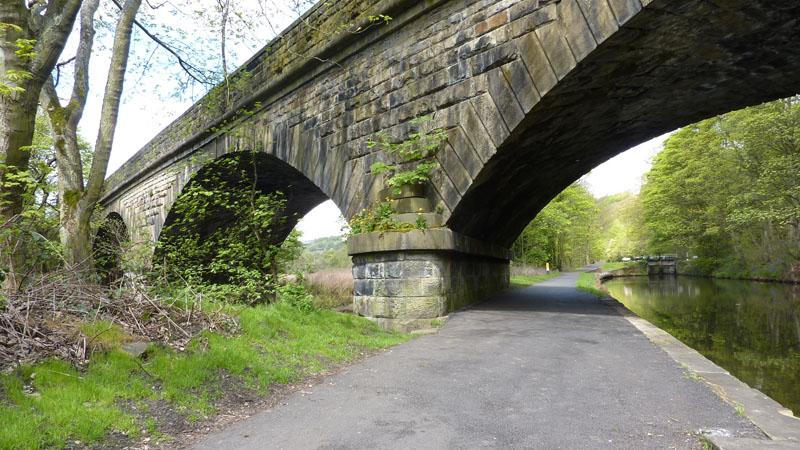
xmin=605 ymin=276 xmax=800 ymax=415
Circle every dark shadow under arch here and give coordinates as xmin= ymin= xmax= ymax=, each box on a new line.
xmin=93 ymin=212 xmax=129 ymax=285
xmin=154 ymin=151 xmax=330 ymax=282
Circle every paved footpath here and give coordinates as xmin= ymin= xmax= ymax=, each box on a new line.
xmin=194 ymin=269 xmax=765 ymax=450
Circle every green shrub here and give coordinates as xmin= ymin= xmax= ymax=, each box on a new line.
xmin=276 ymin=282 xmax=315 ymax=312
xmin=576 ymin=273 xmax=604 ymax=297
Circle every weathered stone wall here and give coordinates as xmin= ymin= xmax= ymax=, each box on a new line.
xmin=101 ymin=0 xmax=571 ymax=239
xmin=348 ymin=228 xmax=512 ymax=330
xmin=101 ymin=0 xmax=800 ymax=249
xmin=352 ymin=250 xmax=509 ymax=332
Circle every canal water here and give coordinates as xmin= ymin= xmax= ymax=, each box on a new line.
xmin=604 ymin=276 xmax=800 ymax=415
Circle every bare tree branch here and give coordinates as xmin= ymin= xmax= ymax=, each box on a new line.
xmin=109 ymin=0 xmax=214 ymax=87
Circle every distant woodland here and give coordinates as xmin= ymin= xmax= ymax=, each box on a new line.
xmin=512 ymin=96 xmax=800 ymax=280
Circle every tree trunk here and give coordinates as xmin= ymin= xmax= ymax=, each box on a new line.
xmin=85 ymin=0 xmax=141 ymax=204
xmin=1 ymin=0 xmax=82 ymax=291
xmin=41 ymin=0 xmax=98 ymax=270
xmin=40 ymin=0 xmax=140 ymax=273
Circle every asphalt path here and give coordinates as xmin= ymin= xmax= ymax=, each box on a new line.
xmin=193 ymin=268 xmax=762 ymax=449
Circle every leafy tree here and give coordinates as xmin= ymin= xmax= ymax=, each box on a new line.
xmin=596 ymin=193 xmax=648 ymax=260
xmin=639 ymin=96 xmax=800 ymax=277
xmin=1 ymin=1 xmax=83 ymax=290
xmin=512 ymin=182 xmax=603 ymax=270
xmin=721 ymin=97 xmax=800 ymax=266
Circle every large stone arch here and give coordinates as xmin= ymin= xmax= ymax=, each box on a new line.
xmin=436 ymin=0 xmax=800 ymax=246
xmin=101 ymin=128 xmax=347 ymax=243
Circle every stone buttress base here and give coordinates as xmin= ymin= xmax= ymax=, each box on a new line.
xmin=347 ymin=229 xmax=511 ymax=332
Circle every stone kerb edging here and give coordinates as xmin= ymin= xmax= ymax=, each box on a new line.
xmin=347 ymin=228 xmax=513 ymax=261
xmin=599 ymin=295 xmax=800 ymax=450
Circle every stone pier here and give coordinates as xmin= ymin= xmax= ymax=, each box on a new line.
xmin=348 ymin=229 xmax=512 ymax=332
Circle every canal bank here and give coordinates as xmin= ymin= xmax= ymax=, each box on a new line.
xmin=600 ymin=260 xmax=800 ymax=284
xmin=601 ymin=276 xmax=800 ymax=449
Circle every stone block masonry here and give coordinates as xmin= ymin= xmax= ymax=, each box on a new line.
xmin=349 ymin=229 xmax=511 ymax=332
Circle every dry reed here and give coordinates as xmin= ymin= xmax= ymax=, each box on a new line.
xmin=305 ymin=268 xmax=353 ymax=310
xmin=0 ymin=270 xmax=234 ymax=370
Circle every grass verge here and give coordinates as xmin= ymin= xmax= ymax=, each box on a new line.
xmin=600 ymin=262 xmax=629 ymax=271
xmin=576 ymin=272 xmax=605 ymax=297
xmin=0 ymin=303 xmax=410 ymax=450
xmin=509 ymin=273 xmax=559 ymax=289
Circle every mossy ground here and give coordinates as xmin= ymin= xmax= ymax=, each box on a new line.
xmin=0 ymin=302 xmax=410 ymax=450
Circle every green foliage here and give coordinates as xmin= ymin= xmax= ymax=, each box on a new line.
xmin=576 ymin=272 xmax=604 ymax=297
xmin=350 ymin=116 xmax=448 ymax=236
xmin=367 ymin=116 xmax=446 ymax=191
xmin=276 ymin=277 xmax=315 ymax=312
xmin=0 ymin=112 xmax=94 ymax=287
xmin=296 ymin=237 xmax=350 ymax=272
xmin=303 ymin=235 xmax=345 ymax=253
xmin=639 ymin=95 xmax=800 ymax=278
xmin=415 ymin=214 xmax=427 ymax=230
xmin=511 ymin=182 xmax=603 ymax=270
xmin=595 ymin=193 xmax=648 ymax=261
xmin=155 ymin=152 xmax=303 ymax=304
xmin=0 ymin=23 xmax=35 ymax=97
xmin=348 ymin=199 xmax=400 ymax=234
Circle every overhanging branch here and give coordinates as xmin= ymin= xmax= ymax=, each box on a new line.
xmin=109 ymin=0 xmax=214 ymax=87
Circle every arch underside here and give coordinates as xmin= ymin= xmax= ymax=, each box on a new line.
xmin=159 ymin=152 xmax=330 ymax=248
xmin=448 ymin=0 xmax=800 ymax=248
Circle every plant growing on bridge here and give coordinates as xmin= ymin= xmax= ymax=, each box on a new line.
xmin=367 ymin=116 xmax=446 ymax=192
xmin=347 ymin=200 xmax=432 ymax=235
xmin=349 ymin=199 xmax=399 ymax=234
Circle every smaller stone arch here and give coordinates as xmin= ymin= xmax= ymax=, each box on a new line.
xmin=153 ymin=150 xmax=331 ymax=284
xmin=93 ymin=212 xmax=130 ymax=285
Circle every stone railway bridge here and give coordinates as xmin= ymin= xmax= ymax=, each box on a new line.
xmin=100 ymin=0 xmax=800 ymax=330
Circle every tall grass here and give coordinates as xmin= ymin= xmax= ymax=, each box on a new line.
xmin=576 ymin=272 xmax=604 ymax=297
xmin=306 ymin=268 xmax=353 ymax=310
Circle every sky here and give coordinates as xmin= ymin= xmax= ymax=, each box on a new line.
xmin=61 ymin=1 xmax=671 ymax=243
